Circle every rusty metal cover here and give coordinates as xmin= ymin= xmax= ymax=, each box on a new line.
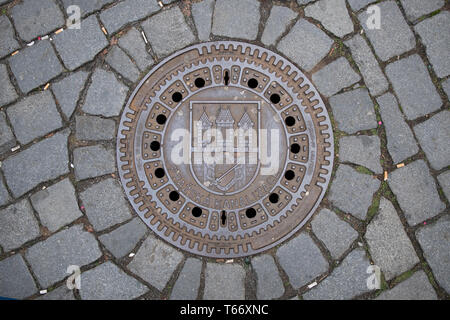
xmin=117 ymin=42 xmax=334 ymax=258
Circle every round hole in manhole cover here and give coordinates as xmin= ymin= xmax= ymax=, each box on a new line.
xmin=117 ymin=42 xmax=334 ymax=258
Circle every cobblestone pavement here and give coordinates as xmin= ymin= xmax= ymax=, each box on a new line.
xmin=0 ymin=0 xmax=448 ymax=300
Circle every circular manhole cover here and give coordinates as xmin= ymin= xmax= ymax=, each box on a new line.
xmin=117 ymin=41 xmax=334 ymax=258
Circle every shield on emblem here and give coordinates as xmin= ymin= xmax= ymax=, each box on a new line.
xmin=190 ymin=101 xmax=260 ymax=194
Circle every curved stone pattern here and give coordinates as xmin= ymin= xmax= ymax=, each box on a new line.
xmin=117 ymin=42 xmax=334 ymax=258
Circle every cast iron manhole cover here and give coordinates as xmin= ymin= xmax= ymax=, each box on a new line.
xmin=117 ymin=41 xmax=334 ymax=258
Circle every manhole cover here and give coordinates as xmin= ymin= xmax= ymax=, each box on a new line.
xmin=117 ymin=41 xmax=334 ymax=258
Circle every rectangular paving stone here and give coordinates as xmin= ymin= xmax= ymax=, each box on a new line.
xmin=2 ymin=130 xmax=70 ymax=198
xmin=359 ymin=1 xmax=416 ymax=61
xmin=414 ymin=12 xmax=450 ymax=78
xmin=204 ymin=263 xmax=246 ymax=300
xmin=329 ymin=164 xmax=380 ymax=220
xmin=80 ymin=262 xmax=148 ymax=300
xmin=192 ymin=0 xmax=214 ymax=42
xmin=61 ymin=0 xmax=116 ymax=16
xmin=0 ymin=111 xmax=16 ymax=156
xmin=128 ymin=235 xmax=184 ymax=291
xmin=9 ymin=40 xmax=63 ymax=93
xmin=365 ymin=198 xmax=419 ymax=281
xmin=212 ymin=0 xmax=260 ymax=40
xmin=305 ymin=0 xmax=354 ymax=38
xmin=0 ymin=254 xmax=37 ymax=299
xmin=311 ymin=208 xmax=358 ymax=260
xmin=303 ymin=249 xmax=372 ymax=300
xmin=6 ymin=91 xmax=63 ymax=145
xmin=10 ymin=0 xmax=65 ymax=42
xmin=80 ymin=178 xmax=132 ymax=231
xmin=52 ymin=71 xmax=89 ymax=119
xmin=118 ymin=28 xmax=154 ymax=72
xmin=276 ymin=233 xmax=328 ymax=289
xmin=82 ymin=69 xmax=128 ymax=117
xmin=261 ymin=5 xmax=297 ymax=47
xmin=30 ymin=178 xmax=83 ymax=233
xmin=377 ymin=93 xmax=419 ymax=164
xmin=388 ymin=160 xmax=445 ymax=226
xmin=53 ymin=15 xmax=108 ymax=71
xmin=347 ymin=0 xmax=377 ymax=11
xmin=73 ymin=145 xmax=116 ymax=181
xmin=170 ymin=258 xmax=202 ymax=300
xmin=251 ymin=255 xmax=284 ymax=300
xmin=401 ymin=0 xmax=444 ymax=22
xmin=106 ymin=46 xmax=140 ymax=82
xmin=339 ymin=135 xmax=382 ymax=174
xmin=345 ymin=35 xmax=389 ymax=96
xmin=437 ymin=171 xmax=450 ymax=202
xmin=416 ymin=216 xmax=450 ymax=292
xmin=100 ymin=0 xmax=160 ymax=34
xmin=25 ymin=224 xmax=102 ymax=288
xmin=386 ymin=55 xmax=442 ymax=120
xmin=142 ymin=6 xmax=196 ymax=58
xmin=0 ymin=199 xmax=40 ymax=251
xmin=413 ymin=111 xmax=450 ymax=171
xmin=278 ymin=19 xmax=333 ymax=72
xmin=99 ymin=218 xmax=147 ymax=258
xmin=0 ymin=64 xmax=18 ymax=107
xmin=329 ymin=88 xmax=377 ymax=134
xmin=376 ymin=270 xmax=437 ymax=300
xmin=0 ymin=173 xmax=11 ymax=206
xmin=0 ymin=15 xmax=20 ymax=59
xmin=76 ymin=115 xmax=116 ymax=141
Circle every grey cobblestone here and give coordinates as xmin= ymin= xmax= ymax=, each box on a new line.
xmin=276 ymin=233 xmax=328 ymax=289
xmin=0 ymin=16 xmax=20 ymax=59
xmin=416 ymin=216 xmax=450 ymax=292
xmin=53 ymin=15 xmax=108 ymax=71
xmin=359 ymin=1 xmax=415 ymax=61
xmin=377 ymin=93 xmax=419 ymax=164
xmin=212 ymin=0 xmax=260 ymax=41
xmin=36 ymin=285 xmax=75 ymax=300
xmin=82 ymin=69 xmax=128 ymax=117
xmin=10 ymin=0 xmax=64 ymax=42
xmin=52 ymin=71 xmax=89 ymax=120
xmin=0 ymin=254 xmax=37 ymax=299
xmin=312 ymin=57 xmax=361 ymax=97
xmin=100 ymin=0 xmax=160 ymax=34
xmin=413 ymin=111 xmax=450 ymax=171
xmin=437 ymin=171 xmax=450 ymax=202
xmin=303 ymin=249 xmax=372 ymax=300
xmin=328 ymin=164 xmax=380 ymax=220
xmin=61 ymin=0 xmax=116 ymax=16
xmin=6 ymin=91 xmax=62 ymax=145
xmin=30 ymin=178 xmax=82 ymax=233
xmin=386 ymin=55 xmax=442 ymax=120
xmin=9 ymin=40 xmax=63 ymax=93
xmin=251 ymin=254 xmax=284 ymax=300
xmin=73 ymin=145 xmax=116 ymax=181
xmin=339 ymin=135 xmax=382 ymax=174
xmin=170 ymin=258 xmax=202 ymax=300
xmin=118 ymin=28 xmax=154 ymax=72
xmin=347 ymin=0 xmax=377 ymax=11
xmin=0 ymin=64 xmax=18 ymax=107
xmin=388 ymin=160 xmax=445 ymax=226
xmin=296 ymin=0 xmax=314 ymax=5
xmin=142 ymin=6 xmax=195 ymax=58
xmin=80 ymin=178 xmax=131 ymax=231
xmin=329 ymin=88 xmax=377 ymax=134
xmin=0 ymin=173 xmax=11 ymax=207
xmin=76 ymin=115 xmax=116 ymax=141
xmin=192 ymin=0 xmax=214 ymax=42
xmin=442 ymin=78 xmax=450 ymax=97
xmin=261 ymin=6 xmax=297 ymax=47
xmin=311 ymin=208 xmax=358 ymax=259
xmin=106 ymin=46 xmax=141 ymax=82
xmin=0 ymin=111 xmax=15 ymax=156
xmin=25 ymin=224 xmax=102 ymax=288
xmin=99 ymin=218 xmax=147 ymax=258
xmin=2 ymin=130 xmax=69 ymax=198
xmin=204 ymin=263 xmax=246 ymax=300
xmin=305 ymin=0 xmax=353 ymax=38
xmin=400 ymin=0 xmax=444 ymax=22
xmin=365 ymin=198 xmax=419 ymax=280
xmin=345 ymin=35 xmax=389 ymax=96
xmin=80 ymin=262 xmax=148 ymax=300
xmin=376 ymin=271 xmax=437 ymax=300
xmin=128 ymin=235 xmax=184 ymax=291
xmin=0 ymin=199 xmax=40 ymax=251
xmin=278 ymin=19 xmax=333 ymax=72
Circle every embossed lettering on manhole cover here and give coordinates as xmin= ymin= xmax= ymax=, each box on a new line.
xmin=117 ymin=42 xmax=334 ymax=258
